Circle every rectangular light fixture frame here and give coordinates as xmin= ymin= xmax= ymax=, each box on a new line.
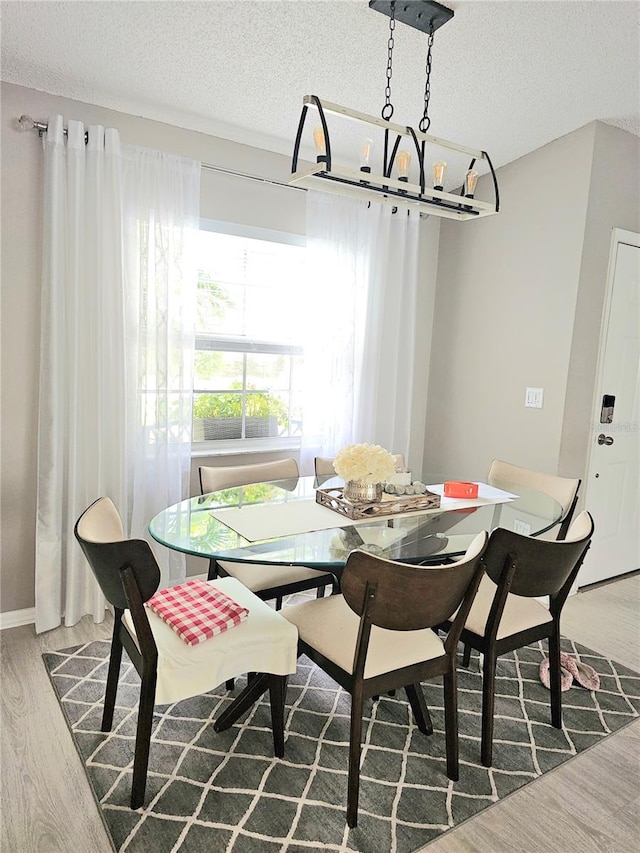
xmin=290 ymin=96 xmax=500 ymax=221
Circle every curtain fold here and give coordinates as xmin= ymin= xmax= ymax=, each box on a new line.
xmin=121 ymin=146 xmax=199 ymax=588
xmin=355 ymin=203 xmax=420 ymax=454
xmin=301 ymin=191 xmax=422 ymax=473
xmin=35 ymin=116 xmax=200 ymax=633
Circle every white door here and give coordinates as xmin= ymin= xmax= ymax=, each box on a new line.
xmin=580 ymin=229 xmax=640 ymax=586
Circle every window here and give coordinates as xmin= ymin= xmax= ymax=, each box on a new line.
xmin=193 ymin=222 xmax=306 ymax=450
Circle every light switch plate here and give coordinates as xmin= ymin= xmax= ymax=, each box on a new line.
xmin=525 ymin=387 xmax=544 ymax=408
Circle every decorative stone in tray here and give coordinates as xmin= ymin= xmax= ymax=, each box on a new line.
xmin=316 ymin=486 xmax=441 ymax=520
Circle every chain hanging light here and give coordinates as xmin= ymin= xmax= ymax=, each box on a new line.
xmin=289 ymin=0 xmax=499 ymax=220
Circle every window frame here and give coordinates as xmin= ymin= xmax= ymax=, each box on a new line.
xmin=191 ymin=220 xmax=306 ymax=457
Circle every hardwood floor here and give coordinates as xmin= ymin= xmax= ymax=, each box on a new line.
xmin=1 ymin=573 xmax=638 ymax=853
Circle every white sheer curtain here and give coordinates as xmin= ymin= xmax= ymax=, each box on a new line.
xmin=301 ymin=191 xmax=421 ymax=472
xmin=121 ymin=146 xmax=199 ymax=589
xmin=35 ymin=116 xmax=200 ymax=633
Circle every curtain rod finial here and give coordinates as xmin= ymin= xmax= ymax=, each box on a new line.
xmin=18 ymin=115 xmax=35 ymax=131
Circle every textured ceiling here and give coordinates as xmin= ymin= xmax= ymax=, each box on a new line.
xmin=2 ymin=0 xmax=639 ymax=175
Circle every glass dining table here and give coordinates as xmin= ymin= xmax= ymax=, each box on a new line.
xmin=149 ymin=474 xmax=564 ymax=580
xmin=149 ymin=474 xmax=563 ymax=734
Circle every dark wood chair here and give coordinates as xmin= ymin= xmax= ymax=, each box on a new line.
xmin=74 ymin=497 xmax=298 ymax=809
xmin=457 ymin=458 xmax=583 ymax=664
xmin=199 ymin=458 xmax=338 ymax=610
xmin=444 ymin=510 xmax=594 ymax=767
xmin=283 ymin=531 xmax=489 ymax=827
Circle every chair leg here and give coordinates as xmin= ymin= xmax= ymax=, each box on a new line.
xmin=225 ymin=678 xmax=235 ymax=690
xmin=405 ymin=683 xmax=433 ymax=735
xmin=102 ymin=622 xmax=123 ymax=732
xmin=462 ymin=643 xmax=472 ymax=668
xmin=207 ymin=558 xmax=218 ymax=581
xmin=130 ymin=671 xmax=157 ymax=810
xmin=443 ymin=669 xmax=459 ymax=781
xmin=548 ymin=628 xmax=563 ymax=729
xmin=347 ymin=687 xmax=365 ymax=829
xmin=214 ymin=673 xmax=270 ymax=732
xmin=481 ymin=651 xmax=497 ymax=767
xmin=316 ymin=585 xmax=326 ymax=599
xmin=268 ymin=675 xmax=287 ymax=758
xmin=275 ymin=595 xmax=283 ymax=610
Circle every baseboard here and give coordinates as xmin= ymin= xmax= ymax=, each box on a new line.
xmin=0 ymin=576 xmax=207 ymax=632
xmin=0 ymin=606 xmax=36 ymax=630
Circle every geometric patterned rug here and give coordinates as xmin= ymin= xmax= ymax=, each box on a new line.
xmin=43 ymin=637 xmax=640 ymax=853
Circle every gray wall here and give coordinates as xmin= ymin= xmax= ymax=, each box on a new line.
xmin=0 ymin=81 xmax=437 ymax=616
xmin=424 ymin=121 xmax=640 ymax=488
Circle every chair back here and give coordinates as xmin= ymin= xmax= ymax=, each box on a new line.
xmin=74 ymin=497 xmax=161 ymax=611
xmin=391 ymin=453 xmax=406 ymax=470
xmin=483 ymin=510 xmax=594 ymax=599
xmin=341 ymin=531 xmax=488 ymax=632
xmin=314 ymin=457 xmax=336 ymax=477
xmin=488 ymin=459 xmax=580 ymax=535
xmin=315 ymin=453 xmax=405 ymax=478
xmin=199 ymin=458 xmax=299 ymax=494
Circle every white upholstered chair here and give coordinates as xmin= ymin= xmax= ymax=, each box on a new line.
xmin=199 ymin=458 xmax=338 ymax=609
xmin=314 ymin=456 xmax=338 ymax=477
xmin=314 ymin=453 xmax=406 ymax=478
xmin=487 ymin=459 xmax=580 ymax=540
xmin=74 ymin=497 xmax=298 ymax=809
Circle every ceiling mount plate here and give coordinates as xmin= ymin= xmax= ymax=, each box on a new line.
xmin=369 ymin=0 xmax=454 ymax=34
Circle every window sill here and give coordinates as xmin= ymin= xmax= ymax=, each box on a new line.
xmin=191 ymin=437 xmax=302 ymax=458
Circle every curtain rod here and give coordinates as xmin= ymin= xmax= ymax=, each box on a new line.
xmin=17 ymin=114 xmax=426 ymax=213
xmin=16 ymin=114 xmax=305 ymax=194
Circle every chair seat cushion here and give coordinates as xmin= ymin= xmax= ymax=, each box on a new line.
xmin=283 ymin=594 xmax=445 ymax=680
xmin=123 ymin=577 xmax=298 ymax=705
xmin=217 ymin=560 xmax=333 ymax=594
xmin=465 ymin=574 xmax=553 ymax=639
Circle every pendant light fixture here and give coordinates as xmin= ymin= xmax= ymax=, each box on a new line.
xmin=290 ymin=0 xmax=499 ymax=220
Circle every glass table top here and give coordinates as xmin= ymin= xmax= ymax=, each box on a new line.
xmin=149 ymin=475 xmax=564 ymax=573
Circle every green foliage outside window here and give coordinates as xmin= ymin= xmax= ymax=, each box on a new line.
xmin=193 ymin=388 xmax=290 ymax=432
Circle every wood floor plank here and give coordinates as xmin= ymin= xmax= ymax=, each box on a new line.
xmin=563 ymin=572 xmax=640 ymax=670
xmin=1 ymin=617 xmax=113 ymax=853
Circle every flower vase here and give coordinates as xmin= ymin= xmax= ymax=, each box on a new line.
xmin=344 ymin=480 xmax=383 ymax=504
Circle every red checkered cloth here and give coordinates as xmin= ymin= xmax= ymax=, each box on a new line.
xmin=145 ymin=580 xmax=250 ymax=646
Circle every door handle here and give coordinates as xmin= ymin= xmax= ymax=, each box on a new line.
xmin=597 ymin=433 xmax=614 ymax=446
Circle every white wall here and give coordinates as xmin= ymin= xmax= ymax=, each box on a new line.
xmin=423 ymin=121 xmax=640 ymax=488
xmin=0 ymin=82 xmax=437 ymax=614
xmin=559 ymin=122 xmax=640 ymax=478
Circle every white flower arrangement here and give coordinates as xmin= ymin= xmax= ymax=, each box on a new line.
xmin=333 ymin=443 xmax=396 ymax=485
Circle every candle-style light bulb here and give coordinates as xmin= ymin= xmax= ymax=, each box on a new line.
xmin=313 ymin=126 xmax=327 ymax=164
xmin=360 ymin=137 xmax=373 ymax=172
xmin=464 ymin=169 xmax=479 ymax=198
xmin=397 ymin=150 xmax=411 ymax=181
xmin=433 ymin=160 xmax=447 ymax=191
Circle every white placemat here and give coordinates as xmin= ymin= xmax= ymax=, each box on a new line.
xmin=209 ymin=483 xmax=517 ymax=542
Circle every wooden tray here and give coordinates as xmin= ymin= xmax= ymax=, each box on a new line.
xmin=316 ymin=486 xmax=441 ymax=520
